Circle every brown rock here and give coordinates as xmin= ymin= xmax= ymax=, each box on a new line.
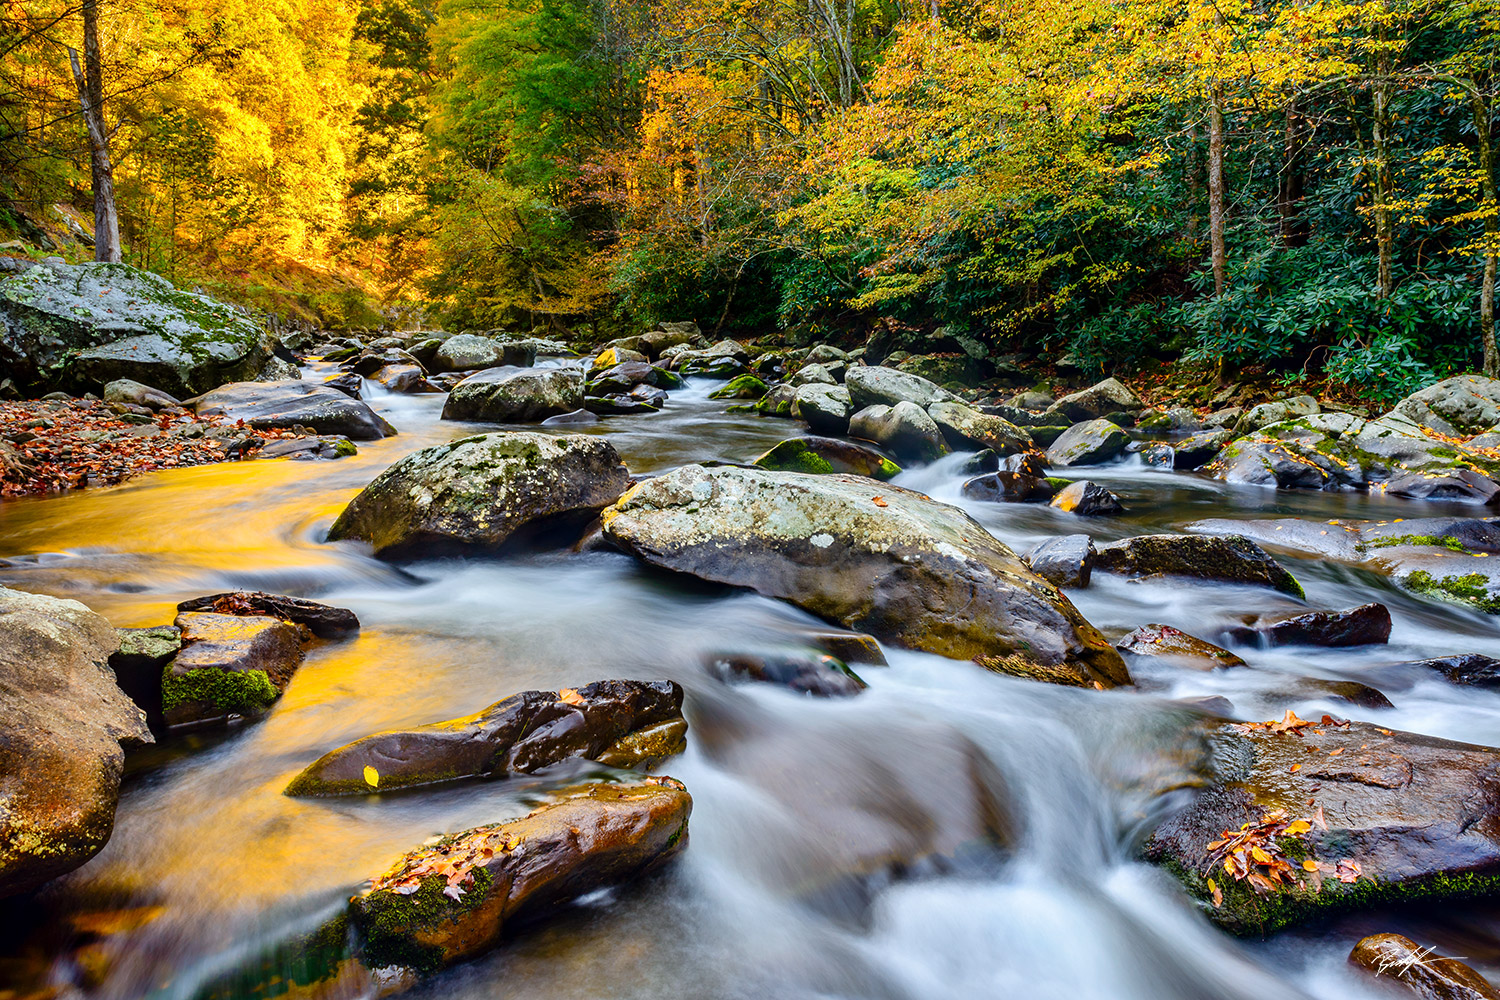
xmin=1116 ymin=624 xmax=1246 ymax=671
xmin=1350 ymin=933 xmax=1500 ymax=1000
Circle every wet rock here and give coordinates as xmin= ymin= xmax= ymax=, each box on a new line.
xmin=601 ymin=465 xmax=1129 ymax=687
xmin=1232 ymin=395 xmax=1320 ymax=436
xmin=192 ymin=380 xmax=394 ymax=440
xmin=441 ymin=367 xmax=584 ymax=423
xmin=1023 ymin=534 xmax=1096 ymax=588
xmin=844 ymin=365 xmax=959 ymax=410
xmin=432 ymin=334 xmax=535 ymax=373
xmin=1050 ymin=480 xmax=1124 ymax=516
xmin=1045 ymin=378 xmax=1143 ymax=423
xmin=1029 ymin=425 xmax=1069 ymax=447
xmin=1145 ymin=719 xmax=1500 ymax=935
xmin=1223 ymin=603 xmax=1392 ymax=648
xmin=1142 ymin=443 xmax=1176 ymax=468
xmin=348 ymin=347 xmax=423 ymax=376
xmin=322 ymin=372 xmax=363 ymax=398
xmin=258 ymin=435 xmax=357 ymax=460
xmin=102 ymin=378 xmax=180 ymax=411
xmin=285 ymin=680 xmax=686 ymax=796
xmin=705 ymin=650 xmax=865 ymax=697
xmin=790 ymin=363 xmax=837 ymax=387
xmin=0 ymin=587 xmax=152 ymax=897
xmin=586 ymin=361 xmax=683 ymax=395
xmin=589 ymin=345 xmax=648 ymax=370
xmin=327 ymin=432 xmax=629 ymax=559
xmin=369 ymin=364 xmax=433 ymax=393
xmin=0 ymin=261 xmax=275 ymax=396
xmin=849 ymin=401 xmax=949 ymax=463
xmin=928 ymin=401 xmax=1032 ymax=455
xmin=753 ymin=383 xmax=799 ymax=417
xmin=176 ymin=591 xmax=360 ymax=638
xmin=1266 ymin=677 xmax=1395 ymax=710
xmin=587 ymin=391 xmax=661 ymax=415
xmin=792 ymin=383 xmax=854 ymax=435
xmin=162 ymin=612 xmax=305 ymax=728
xmin=1171 ymin=429 xmax=1234 ymax=470
xmin=1094 ymin=534 xmax=1304 ymax=596
xmin=800 ymin=629 xmax=887 ymax=665
xmin=961 ymin=471 xmax=1053 ymax=503
xmin=1003 ymin=452 xmax=1048 ymax=477
xmin=1394 ymin=375 xmax=1500 ymax=437
xmin=752 ymin=437 xmax=901 ymax=480
xmin=674 ymin=339 xmax=750 ymax=378
xmin=708 ymin=374 xmax=768 ymax=399
xmin=541 ymin=408 xmax=599 ymax=426
xmin=1046 ymin=418 xmax=1130 ymax=467
xmin=1397 ymin=653 xmax=1500 ymax=689
xmin=1116 ymin=625 xmax=1245 ymax=671
xmin=1350 ymin=933 xmax=1500 ymax=1000
xmin=1384 ymin=469 xmax=1500 ymax=504
xmin=108 ymin=625 xmax=180 ymax=720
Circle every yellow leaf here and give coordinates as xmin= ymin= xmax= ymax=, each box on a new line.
xmin=1285 ymin=820 xmax=1312 ymax=835
xmin=1250 ymin=846 xmax=1274 ymax=864
xmin=363 ymin=765 xmax=380 ymax=788
xmin=1302 ymin=859 xmax=1319 ymax=871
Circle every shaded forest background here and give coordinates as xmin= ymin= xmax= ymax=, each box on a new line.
xmin=1 ymin=0 xmax=1496 ymax=400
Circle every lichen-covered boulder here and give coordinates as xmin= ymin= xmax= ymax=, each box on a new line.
xmin=162 ymin=613 xmax=305 ymax=728
xmin=327 ymin=432 xmax=630 ymax=559
xmin=844 ymin=365 xmax=958 ymax=410
xmin=1231 ymin=395 xmax=1320 ymax=436
xmin=1046 ymin=419 xmax=1129 ymax=467
xmin=0 ymin=587 xmax=152 ymax=898
xmin=1144 ymin=719 xmax=1500 ymax=935
xmin=432 ymin=334 xmax=535 ymax=373
xmin=442 ymin=367 xmax=583 ymax=423
xmin=1393 ymin=375 xmax=1500 ymax=437
xmin=285 ymin=679 xmax=685 ymax=796
xmin=849 ymin=401 xmax=949 ymax=463
xmin=600 ymin=465 xmax=1129 ymax=688
xmin=928 ymin=401 xmax=1032 ymax=455
xmin=792 ymin=383 xmax=854 ymax=435
xmin=1094 ymin=534 xmax=1304 ymax=596
xmin=192 ymin=380 xmax=394 ymax=440
xmin=1045 ymin=378 xmax=1143 ymax=423
xmin=751 ymin=436 xmax=901 ymax=480
xmin=0 ymin=261 xmax=275 ymax=396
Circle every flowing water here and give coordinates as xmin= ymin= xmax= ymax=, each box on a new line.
xmin=3 ymin=363 xmax=1500 ymax=1000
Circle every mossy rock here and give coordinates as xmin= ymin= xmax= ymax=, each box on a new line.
xmin=708 ymin=374 xmax=768 ymax=400
xmin=751 ymin=437 xmax=900 ymax=480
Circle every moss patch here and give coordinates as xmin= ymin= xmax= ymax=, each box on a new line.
xmin=354 ymin=869 xmax=494 ymax=974
xmin=161 ymin=665 xmax=279 ymax=714
xmin=1402 ymin=570 xmax=1500 ymax=614
xmin=1369 ymin=534 xmax=1468 ymax=553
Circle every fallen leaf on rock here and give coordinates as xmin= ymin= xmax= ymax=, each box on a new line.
xmin=363 ymin=766 xmax=380 ymax=788
xmin=558 ymin=688 xmax=586 ymax=706
xmin=871 ymin=496 xmax=888 ymax=507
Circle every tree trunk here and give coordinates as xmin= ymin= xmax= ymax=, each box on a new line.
xmin=67 ymin=0 xmax=120 ymax=264
xmin=1474 ymin=89 xmax=1497 ymax=376
xmin=1207 ymin=84 xmax=1227 ymax=296
xmin=1279 ymin=98 xmax=1308 ymax=247
xmin=1371 ymin=29 xmax=1394 ymax=299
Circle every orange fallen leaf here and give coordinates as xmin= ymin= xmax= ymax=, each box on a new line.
xmin=558 ymin=688 xmax=586 ymax=706
xmin=871 ymin=496 xmax=888 ymax=507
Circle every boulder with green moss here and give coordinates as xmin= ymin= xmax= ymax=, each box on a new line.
xmin=600 ymin=465 xmax=1130 ymax=688
xmin=751 ymin=436 xmax=900 ymax=480
xmin=0 ymin=261 xmax=276 ymax=396
xmin=0 ymin=587 xmax=152 ymax=898
xmin=1046 ymin=418 xmax=1129 ymax=467
xmin=161 ymin=612 xmax=306 ymax=728
xmin=327 ymin=432 xmax=630 ymax=559
xmin=1144 ymin=719 xmax=1500 ymax=935
xmin=849 ymin=401 xmax=949 ymax=463
xmin=708 ymin=373 xmax=768 ymax=399
xmin=792 ymin=383 xmax=854 ymax=435
xmin=1094 ymin=534 xmax=1304 ymax=596
xmin=284 ymin=679 xmax=686 ymax=796
xmin=928 ymin=401 xmax=1032 ymax=455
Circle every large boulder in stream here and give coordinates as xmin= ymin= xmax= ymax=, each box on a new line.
xmin=928 ymin=401 xmax=1032 ymax=454
xmin=161 ymin=612 xmax=306 ymax=729
xmin=1046 ymin=418 xmax=1129 ymax=467
xmin=285 ymin=679 xmax=686 ymax=796
xmin=441 ymin=366 xmax=583 ymax=423
xmin=848 ymin=401 xmax=949 ymax=462
xmin=431 ymin=334 xmax=535 ymax=373
xmin=844 ymin=365 xmax=958 ymax=410
xmin=1094 ymin=534 xmax=1305 ymax=597
xmin=1393 ymin=374 xmax=1500 ymax=437
xmin=1144 ymin=717 xmax=1500 ymax=936
xmin=752 ymin=436 xmax=901 ymax=480
xmin=0 ymin=261 xmax=275 ymax=396
xmin=0 ymin=587 xmax=152 ymax=898
xmin=1044 ymin=377 xmax=1144 ymax=423
xmin=600 ymin=465 xmax=1130 ymax=688
xmin=328 ymin=432 xmax=629 ymax=559
xmin=192 ymin=380 xmax=395 ymax=440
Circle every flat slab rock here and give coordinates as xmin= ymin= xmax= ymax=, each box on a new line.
xmin=162 ymin=612 xmax=306 ymax=728
xmin=1144 ymin=717 xmax=1500 ymax=935
xmin=600 ymin=464 xmax=1129 ymax=688
xmin=192 ymin=380 xmax=394 ymax=441
xmin=285 ymin=679 xmax=686 ymax=796
xmin=176 ymin=591 xmax=359 ymax=638
xmin=1094 ymin=534 xmax=1304 ymax=597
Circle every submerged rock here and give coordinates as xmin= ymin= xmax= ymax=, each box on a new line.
xmin=600 ymin=465 xmax=1129 ymax=688
xmin=192 ymin=380 xmax=395 ymax=440
xmin=1145 ymin=719 xmax=1500 ymax=935
xmin=751 ymin=436 xmax=901 ymax=480
xmin=1116 ymin=624 xmax=1246 ymax=671
xmin=1023 ymin=535 xmax=1096 ymax=588
xmin=1223 ymin=603 xmax=1392 ymax=648
xmin=328 ymin=432 xmax=628 ymax=559
xmin=704 ymin=650 xmax=866 ymax=697
xmin=1349 ymin=933 xmax=1500 ymax=1000
xmin=1094 ymin=534 xmax=1304 ymax=597
xmin=162 ymin=612 xmax=305 ymax=729
xmin=442 ymin=367 xmax=584 ymax=423
xmin=0 ymin=587 xmax=152 ymax=898
xmin=285 ymin=679 xmax=685 ymax=796
xmin=175 ymin=592 xmax=360 ymax=638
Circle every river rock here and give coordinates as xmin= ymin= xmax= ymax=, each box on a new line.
xmin=192 ymin=380 xmax=394 ymax=440
xmin=928 ymin=401 xmax=1032 ymax=454
xmin=108 ymin=625 xmax=181 ymax=720
xmin=708 ymin=374 xmax=768 ymax=399
xmin=102 ymin=378 xmax=180 ymax=411
xmin=1384 ymin=469 xmax=1500 ymax=504
xmin=370 ymin=364 xmax=432 ymax=393
xmin=1394 ymin=654 xmax=1500 ymax=688
xmin=1047 ymin=418 xmax=1130 ymax=467
xmin=961 ymin=471 xmax=1053 ymax=502
xmin=1223 ymin=603 xmax=1391 ymax=648
xmin=600 ymin=465 xmax=1129 ymax=687
xmin=844 ymin=365 xmax=958 ymax=410
xmin=432 ymin=334 xmax=535 ymax=373
xmin=0 ymin=261 xmax=275 ymax=396
xmin=322 ymin=372 xmax=363 ymax=398
xmin=1172 ymin=429 xmax=1234 ymax=470
xmin=1144 ymin=719 xmax=1500 ymax=935
xmin=0 ymin=587 xmax=152 ymax=898
xmin=1394 ymin=375 xmax=1500 ymax=437
xmin=161 ymin=612 xmax=305 ymax=728
xmin=349 ymin=347 xmax=423 ymax=376
xmin=1116 ymin=624 xmax=1246 ymax=670
xmin=1350 ymin=933 xmax=1500 ymax=1000
xmin=1094 ymin=534 xmax=1304 ymax=596
xmin=792 ymin=383 xmax=855 ymax=435
xmin=704 ymin=650 xmax=865 ymax=697
xmin=327 ymin=432 xmax=629 ymax=559
xmin=674 ymin=339 xmax=750 ymax=378
xmin=284 ymin=680 xmax=686 ymax=796
xmin=791 ymin=363 xmax=837 ymax=387
xmin=442 ymin=367 xmax=584 ymax=423
xmin=752 ymin=437 xmax=901 ymax=479
xmin=1023 ymin=534 xmax=1096 ymax=588
xmin=587 ymin=361 xmax=683 ymax=394
xmin=1050 ymin=480 xmax=1124 ymax=516
xmin=849 ymin=401 xmax=949 ymax=462
xmin=175 ymin=592 xmax=360 ymax=638
xmin=805 ymin=344 xmax=849 ymax=365
xmin=1232 ymin=395 xmax=1320 ymax=436
xmin=640 ymin=324 xmax=701 ymax=357
xmin=1045 ymin=378 xmax=1143 ymax=423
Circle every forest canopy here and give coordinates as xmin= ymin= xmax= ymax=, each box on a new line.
xmin=1 ymin=0 xmax=1496 ymax=399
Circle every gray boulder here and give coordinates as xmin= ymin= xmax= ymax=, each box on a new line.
xmin=0 ymin=587 xmax=151 ymax=898
xmin=1046 ymin=418 xmax=1129 ymax=467
xmin=844 ymin=365 xmax=959 ymax=410
xmin=432 ymin=334 xmax=535 ymax=373
xmin=103 ymin=378 xmax=180 ymax=411
xmin=192 ymin=380 xmax=394 ymax=440
xmin=928 ymin=401 xmax=1032 ymax=454
xmin=849 ymin=401 xmax=949 ymax=462
xmin=1394 ymin=375 xmax=1500 ymax=436
xmin=0 ymin=262 xmax=275 ymax=396
xmin=791 ymin=363 xmax=837 ymax=387
xmin=1231 ymin=395 xmax=1320 ymax=436
xmin=442 ymin=367 xmax=584 ymax=423
xmin=792 ymin=383 xmax=854 ymax=435
xmin=600 ymin=465 xmax=1130 ymax=688
xmin=1045 ymin=378 xmax=1143 ymax=422
xmin=328 ymin=432 xmax=630 ymax=559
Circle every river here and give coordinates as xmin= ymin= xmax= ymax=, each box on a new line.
xmin=2 ymin=362 xmax=1498 ymax=1000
